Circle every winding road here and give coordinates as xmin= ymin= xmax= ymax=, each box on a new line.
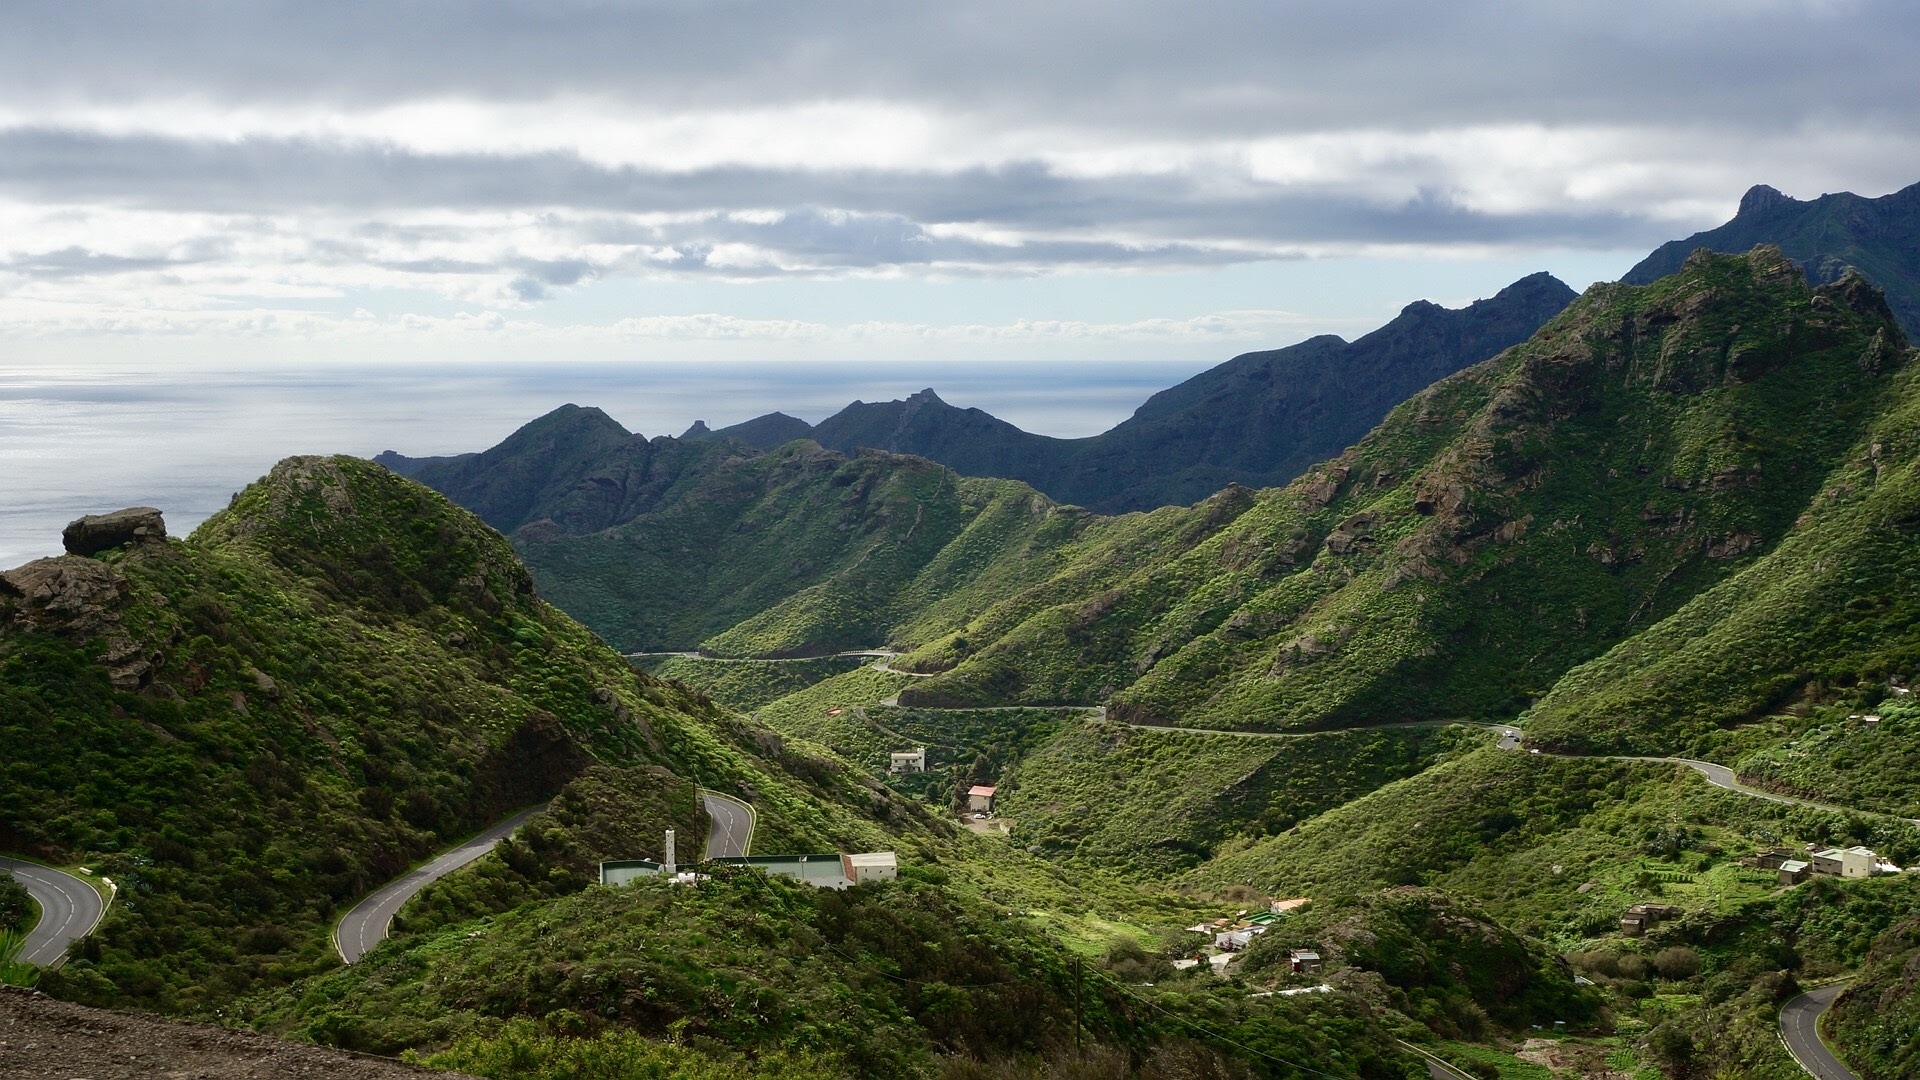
xmin=701 ymin=789 xmax=756 ymax=859
xmin=0 ymin=857 xmax=105 ymax=968
xmin=1781 ymin=985 xmax=1859 ymax=1080
xmin=333 ymin=804 xmax=546 ymax=964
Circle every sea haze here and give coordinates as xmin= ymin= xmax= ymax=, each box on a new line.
xmin=0 ymin=359 xmax=1209 ymax=567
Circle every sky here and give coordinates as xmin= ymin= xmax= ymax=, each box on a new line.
xmin=2 ymin=0 xmax=1917 ymax=371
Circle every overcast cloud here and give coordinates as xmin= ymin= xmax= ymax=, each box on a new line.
xmin=0 ymin=1 xmax=1916 ymax=359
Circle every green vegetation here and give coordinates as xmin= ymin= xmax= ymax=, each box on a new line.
xmin=641 ymin=655 xmax=872 ymax=712
xmin=245 ymin=870 xmax=1413 ymax=1079
xmin=1524 ymin=336 xmax=1920 ymax=764
xmin=1241 ymin=888 xmax=1599 ymax=1038
xmin=1827 ymin=910 xmax=1920 ymax=1080
xmin=0 ymin=456 xmax=910 ymax=1012
xmin=393 ymin=764 xmax=706 ymax=937
xmin=1736 ymin=700 xmax=1920 ymax=818
xmin=0 ymin=873 xmax=32 ymax=932
xmin=1000 ymin=722 xmax=1476 ymax=878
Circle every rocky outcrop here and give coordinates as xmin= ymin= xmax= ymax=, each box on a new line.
xmin=1 ymin=556 xmax=131 ymax=635
xmin=61 ymin=506 xmax=166 ymax=557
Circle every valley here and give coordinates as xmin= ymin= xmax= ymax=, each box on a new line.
xmin=7 ymin=242 xmax=1920 ymax=1079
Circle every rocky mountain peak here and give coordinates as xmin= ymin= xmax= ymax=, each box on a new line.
xmin=1736 ymin=183 xmax=1794 ymax=218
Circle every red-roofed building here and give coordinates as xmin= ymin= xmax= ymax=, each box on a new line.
xmin=966 ymin=785 xmax=997 ymax=813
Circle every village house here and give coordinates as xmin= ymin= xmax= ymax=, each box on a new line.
xmin=1287 ymin=949 xmax=1323 ymax=974
xmin=1619 ymin=903 xmax=1683 ymax=937
xmin=1269 ymin=897 xmax=1310 ymax=915
xmin=889 ymin=747 xmax=927 ymax=774
xmin=1810 ymin=845 xmax=1885 ymax=878
xmin=1777 ymin=859 xmax=1811 ymax=885
xmin=966 ymin=784 xmax=997 ymax=813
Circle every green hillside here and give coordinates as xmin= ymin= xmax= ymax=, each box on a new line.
xmin=1521 ymin=340 xmax=1920 ymax=763
xmin=896 ymin=247 xmax=1912 ymax=734
xmin=0 ymin=457 xmax=907 ymax=1010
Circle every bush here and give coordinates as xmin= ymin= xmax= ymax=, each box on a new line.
xmin=0 ymin=877 xmax=32 ymax=933
xmin=1654 ymin=946 xmax=1701 ymax=980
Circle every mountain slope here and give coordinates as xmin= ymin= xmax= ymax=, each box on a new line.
xmin=891 ymin=248 xmax=1912 ymax=732
xmin=1625 ymin=181 xmax=1920 ymax=338
xmin=694 ymin=274 xmax=1575 ymax=513
xmin=1519 ymin=321 xmax=1920 ymax=758
xmin=0 ymin=457 xmax=910 ymax=1010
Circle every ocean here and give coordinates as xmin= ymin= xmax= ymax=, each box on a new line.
xmin=0 ymin=359 xmax=1209 ymax=568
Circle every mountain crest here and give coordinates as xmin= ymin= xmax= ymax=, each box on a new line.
xmin=1737 ymin=183 xmax=1795 ymax=218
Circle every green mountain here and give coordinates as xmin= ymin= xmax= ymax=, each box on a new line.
xmin=690 ymin=273 xmax=1576 ymax=513
xmin=1625 ymin=181 xmax=1920 ymax=337
xmin=893 ymin=247 xmax=1913 ymax=735
xmin=0 ymin=456 xmax=911 ymax=1011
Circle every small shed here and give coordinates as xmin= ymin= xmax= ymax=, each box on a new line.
xmin=842 ymin=851 xmax=899 ymax=885
xmin=966 ymin=784 xmax=998 ymax=813
xmin=1778 ymin=860 xmax=1811 ymax=885
xmin=1287 ymin=948 xmax=1323 ymax=974
xmin=890 ymin=748 xmax=927 ymax=774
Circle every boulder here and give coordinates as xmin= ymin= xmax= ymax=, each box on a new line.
xmin=0 ymin=557 xmax=131 ymax=635
xmin=62 ymin=507 xmax=167 ymax=557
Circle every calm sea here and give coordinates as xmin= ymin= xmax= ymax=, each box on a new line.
xmin=0 ymin=360 xmax=1208 ymax=568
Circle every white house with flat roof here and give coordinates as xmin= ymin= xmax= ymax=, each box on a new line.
xmin=889 ymin=748 xmax=927 ymax=773
xmin=842 ymin=851 xmax=898 ymax=884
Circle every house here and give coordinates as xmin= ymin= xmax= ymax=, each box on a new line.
xmin=966 ymin=784 xmax=998 ymax=813
xmin=1620 ymin=903 xmax=1683 ymax=937
xmin=1287 ymin=948 xmax=1323 ymax=974
xmin=1810 ymin=846 xmax=1881 ymax=878
xmin=1778 ymin=860 xmax=1811 ymax=885
xmin=1752 ymin=848 xmax=1799 ymax=870
xmin=889 ymin=748 xmax=927 ymax=774
xmin=842 ymin=851 xmax=898 ymax=885
xmin=1269 ymin=897 xmax=1311 ymax=915
xmin=1214 ymin=927 xmax=1263 ymax=951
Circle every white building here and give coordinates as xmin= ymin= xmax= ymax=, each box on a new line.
xmin=842 ymin=851 xmax=899 ymax=884
xmin=889 ymin=748 xmax=928 ymax=773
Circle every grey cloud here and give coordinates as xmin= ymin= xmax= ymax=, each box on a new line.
xmin=0 ymin=3 xmax=1914 ymax=135
xmin=0 ymin=244 xmax=221 ymax=279
xmin=0 ymin=129 xmax=1671 ymax=270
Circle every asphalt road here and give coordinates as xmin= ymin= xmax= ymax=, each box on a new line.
xmin=1781 ymin=984 xmax=1860 ymax=1080
xmin=333 ymin=804 xmax=546 ymax=964
xmin=1598 ymin=756 xmax=1920 ymax=825
xmin=0 ymin=857 xmax=105 ymax=967
xmin=701 ymin=789 xmax=755 ymax=859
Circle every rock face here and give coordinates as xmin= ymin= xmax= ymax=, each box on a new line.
xmin=62 ymin=506 xmax=167 ymax=557
xmin=1 ymin=557 xmax=131 ymax=634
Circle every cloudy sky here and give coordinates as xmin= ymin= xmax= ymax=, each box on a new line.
xmin=2 ymin=0 xmax=1917 ymax=365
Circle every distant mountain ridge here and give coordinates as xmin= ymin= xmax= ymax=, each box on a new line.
xmin=1626 ymin=181 xmax=1920 ymax=337
xmin=685 ymin=272 xmax=1578 ymax=512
